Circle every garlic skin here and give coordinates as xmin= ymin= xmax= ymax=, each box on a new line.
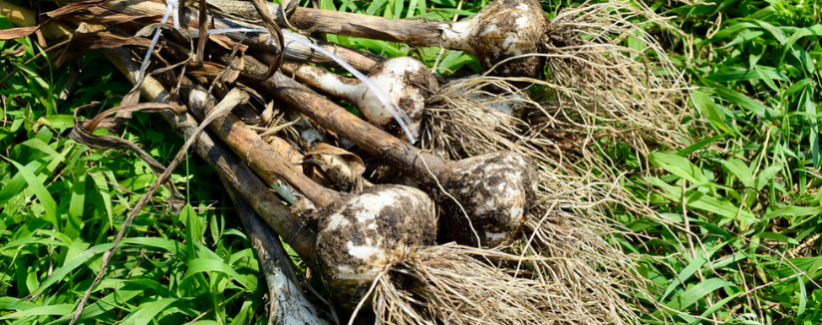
xmin=314 ymin=185 xmax=437 ymax=309
xmin=297 ymin=57 xmax=439 ymax=139
xmin=439 ymin=0 xmax=548 ymax=79
xmin=352 ymin=58 xmax=436 ymax=136
xmin=437 ymin=151 xmax=538 ymax=247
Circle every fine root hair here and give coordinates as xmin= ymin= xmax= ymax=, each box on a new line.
xmin=360 ymin=243 xmax=647 ymax=325
xmin=423 ymin=0 xmax=697 ymax=172
xmin=539 ymin=0 xmax=696 ymax=154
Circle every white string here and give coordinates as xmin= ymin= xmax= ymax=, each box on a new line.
xmin=206 ymin=28 xmax=418 ymax=143
xmin=138 ymin=0 xmax=181 ymax=82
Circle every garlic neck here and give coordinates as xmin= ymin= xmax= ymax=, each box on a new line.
xmin=295 ymin=65 xmax=361 ymax=102
xmin=439 ymin=19 xmax=477 ymax=53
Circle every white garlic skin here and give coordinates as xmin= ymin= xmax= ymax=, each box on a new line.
xmin=301 ymin=57 xmax=439 ymax=139
xmin=439 ymin=0 xmax=548 ymax=78
xmin=314 ymin=185 xmax=437 ymax=309
xmin=353 ymin=58 xmax=434 ymax=136
xmin=438 ymin=151 xmax=539 ymax=247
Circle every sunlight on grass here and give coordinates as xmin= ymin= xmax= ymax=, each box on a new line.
xmin=1 ymin=0 xmax=821 ymax=324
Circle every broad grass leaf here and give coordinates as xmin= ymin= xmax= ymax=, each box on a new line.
xmin=721 ymin=30 xmax=764 ymax=48
xmin=784 ymin=24 xmax=822 ymax=47
xmin=649 ymin=153 xmax=709 ymax=184
xmin=645 ymin=177 xmax=756 ymax=224
xmin=719 ymin=158 xmax=754 ymax=188
xmin=692 ymin=90 xmax=734 ymax=135
xmin=123 ymin=237 xmax=184 ymax=256
xmin=405 ymin=0 xmax=421 ymax=18
xmin=664 ymin=278 xmax=735 ymax=311
xmin=210 ymin=214 xmax=219 ymax=244
xmin=798 ymin=276 xmax=807 ymax=316
xmin=1 ymin=156 xmax=59 ymax=231
xmin=62 ymin=239 xmax=90 ymax=264
xmin=119 ymin=174 xmax=155 ymax=192
xmin=801 ymin=88 xmax=819 ymax=167
xmin=660 ymin=243 xmax=726 ymax=301
xmin=8 ymin=61 xmax=50 ymax=91
xmin=184 ymin=258 xmax=256 ymax=290
xmin=0 ymin=159 xmax=45 ymax=208
xmin=89 ymin=170 xmax=113 ymax=226
xmin=23 ymin=261 xmax=40 ymax=295
xmin=706 ymin=66 xmax=787 ymax=83
xmin=749 ymin=20 xmax=786 ymax=43
xmin=657 ymin=213 xmax=684 ymax=222
xmin=67 ymin=162 xmax=86 ymax=240
xmin=20 ymin=138 xmax=65 ymax=164
xmin=710 ymin=252 xmax=748 ymax=270
xmin=784 ymin=45 xmax=817 ymax=74
xmin=438 ymin=51 xmax=478 ymax=73
xmin=220 ymin=229 xmax=247 ymax=240
xmin=30 ymin=244 xmax=113 ymax=297
xmin=117 ymin=278 xmax=172 ymax=293
xmin=785 ymin=79 xmax=815 ymax=96
xmin=46 ymin=283 xmax=148 ymax=324
xmin=806 ymin=256 xmax=822 ymax=279
xmin=228 ymin=301 xmax=252 ymax=325
xmin=754 ymin=165 xmax=782 ymax=191
xmin=0 ymin=298 xmax=39 ymax=311
xmin=754 ymin=65 xmax=778 ymax=91
xmin=119 ymin=298 xmax=178 ymax=325
xmin=764 ymin=206 xmax=822 ymax=219
xmin=766 ymin=257 xmax=822 ymax=278
xmin=702 ymin=80 xmax=782 ymax=119
xmin=180 ymin=204 xmax=201 ymax=260
xmin=36 ymin=230 xmax=73 ymax=247
xmin=700 ymin=291 xmax=743 ymax=319
xmin=757 ymin=232 xmax=800 ymax=245
xmin=0 ymin=304 xmax=74 ymax=320
xmin=365 ymin=0 xmax=388 ymax=15
xmin=627 ymin=33 xmax=646 ymax=59
xmin=1 ymin=237 xmax=65 ymax=253
xmin=40 ymin=115 xmax=74 ymax=131
xmin=700 ymin=23 xmax=756 ymax=44
xmin=320 ymin=0 xmax=336 ymax=10
xmin=393 ymin=0 xmax=405 ymax=19
xmin=0 ymin=118 xmax=24 ymax=142
xmin=429 ymin=0 xmax=457 ymax=5
xmin=351 ymin=38 xmax=406 ymax=57
xmin=9 ymin=61 xmax=56 ymax=115
xmin=677 ymin=135 xmax=724 ymax=156
xmin=102 ymin=168 xmax=130 ymax=218
xmin=427 ymin=8 xmax=476 ymax=16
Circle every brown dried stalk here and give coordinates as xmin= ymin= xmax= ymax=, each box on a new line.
xmin=102 ymin=47 xmax=317 ymax=259
xmin=69 ymin=61 xmax=249 ymax=325
xmin=207 ymin=0 xmax=548 ymax=79
xmin=93 ymin=0 xmax=384 ymax=71
xmin=238 ymin=55 xmax=538 ymax=248
xmin=222 ymin=183 xmax=331 ymax=325
xmin=180 ymin=75 xmax=342 ymax=207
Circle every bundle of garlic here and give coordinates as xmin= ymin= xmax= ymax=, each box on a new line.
xmin=0 ymin=0 xmax=690 ymax=323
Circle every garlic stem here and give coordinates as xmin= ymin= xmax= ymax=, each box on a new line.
xmin=297 ymin=67 xmax=359 ymax=99
xmin=207 ymin=28 xmax=418 ymax=143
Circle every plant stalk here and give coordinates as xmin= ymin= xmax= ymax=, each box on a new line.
xmin=102 ymin=47 xmax=317 ymax=261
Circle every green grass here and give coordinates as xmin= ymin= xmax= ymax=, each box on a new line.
xmin=615 ymin=1 xmax=822 ymax=323
xmin=1 ymin=0 xmax=821 ymax=324
xmin=0 ymin=17 xmax=263 ymax=324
